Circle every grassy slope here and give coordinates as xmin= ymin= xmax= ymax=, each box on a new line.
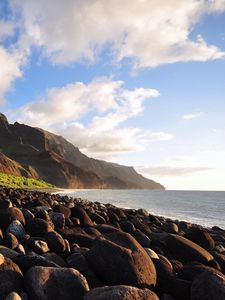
xmin=0 ymin=172 xmax=54 ymax=188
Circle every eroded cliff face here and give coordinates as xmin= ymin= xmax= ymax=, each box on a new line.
xmin=0 ymin=112 xmax=164 ymax=189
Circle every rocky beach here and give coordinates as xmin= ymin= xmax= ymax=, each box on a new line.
xmin=0 ymin=187 xmax=224 ymax=300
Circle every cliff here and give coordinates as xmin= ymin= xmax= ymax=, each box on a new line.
xmin=0 ymin=112 xmax=164 ymax=189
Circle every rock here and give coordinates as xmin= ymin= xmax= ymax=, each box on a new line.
xmin=166 ymin=234 xmax=213 ymax=264
xmin=0 ymin=208 xmax=25 ymax=229
xmin=46 ymin=231 xmax=66 ymax=253
xmin=15 ymin=254 xmax=60 ymax=273
xmin=59 ymin=228 xmax=94 ymax=248
xmin=49 ymin=212 xmax=65 ymax=229
xmin=178 ymin=264 xmax=217 ymax=281
xmin=6 ymin=221 xmax=26 ymax=241
xmin=3 ymin=233 xmax=19 ymax=250
xmin=0 ymin=257 xmax=23 ymax=300
xmin=0 ymin=199 xmax=12 ymax=209
xmin=132 ymin=230 xmax=151 ymax=247
xmin=191 ymin=269 xmax=225 ymax=300
xmin=25 ymin=218 xmax=54 ymax=237
xmin=161 ymin=222 xmax=179 ymax=234
xmin=86 ymin=231 xmax=156 ymax=288
xmin=32 ymin=240 xmax=49 ymax=254
xmin=71 ymin=206 xmax=94 ymax=226
xmin=84 ymin=285 xmax=159 ymax=300
xmin=53 ymin=205 xmax=71 ymax=218
xmin=0 ymin=246 xmax=19 ymax=260
xmin=161 ymin=294 xmax=175 ymax=300
xmin=90 ymin=213 xmax=106 ymax=224
xmin=67 ymin=253 xmax=89 ymax=272
xmin=152 ymin=257 xmax=175 ymax=294
xmin=43 ymin=253 xmax=67 ymax=267
xmin=145 ymin=248 xmax=159 ymax=259
xmin=25 ymin=266 xmax=89 ymax=300
xmin=184 ymin=228 xmax=215 ymax=251
xmin=4 ymin=292 xmax=21 ymax=300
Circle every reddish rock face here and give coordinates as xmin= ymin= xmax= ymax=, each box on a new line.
xmin=0 ymin=112 xmax=164 ymax=189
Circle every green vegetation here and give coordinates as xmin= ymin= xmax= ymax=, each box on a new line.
xmin=0 ymin=172 xmax=54 ymax=188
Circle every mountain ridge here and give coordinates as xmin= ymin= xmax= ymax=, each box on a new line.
xmin=0 ymin=112 xmax=165 ymax=190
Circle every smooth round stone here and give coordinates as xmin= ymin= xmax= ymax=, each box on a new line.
xmin=25 ymin=266 xmax=89 ymax=300
xmin=0 ymin=254 xmax=4 ymax=265
xmin=4 ymin=292 xmax=22 ymax=300
xmin=145 ymin=248 xmax=159 ymax=259
xmin=7 ymin=221 xmax=26 ymax=241
xmin=191 ymin=270 xmax=225 ymax=300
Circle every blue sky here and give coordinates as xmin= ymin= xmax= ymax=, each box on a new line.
xmin=1 ymin=0 xmax=225 ymax=190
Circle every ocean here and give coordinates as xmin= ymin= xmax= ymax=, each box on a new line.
xmin=57 ymin=189 xmax=225 ymax=230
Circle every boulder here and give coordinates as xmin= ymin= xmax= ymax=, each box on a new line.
xmin=46 ymin=231 xmax=66 ymax=253
xmin=25 ymin=218 xmax=53 ymax=237
xmin=71 ymin=206 xmax=94 ymax=226
xmin=84 ymin=285 xmax=159 ymax=300
xmin=191 ymin=269 xmax=225 ymax=300
xmin=25 ymin=266 xmax=89 ymax=300
xmin=166 ymin=234 xmax=213 ymax=264
xmin=86 ymin=231 xmax=156 ymax=288
xmin=3 ymin=233 xmax=19 ymax=250
xmin=0 ymin=257 xmax=23 ymax=300
xmin=4 ymin=292 xmax=21 ymax=300
xmin=15 ymin=254 xmax=60 ymax=273
xmin=6 ymin=221 xmax=26 ymax=241
xmin=0 ymin=208 xmax=25 ymax=229
xmin=184 ymin=228 xmax=215 ymax=251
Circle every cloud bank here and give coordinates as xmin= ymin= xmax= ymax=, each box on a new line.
xmin=137 ymin=166 xmax=214 ymax=177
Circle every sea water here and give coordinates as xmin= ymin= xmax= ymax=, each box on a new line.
xmin=57 ymin=189 xmax=225 ymax=229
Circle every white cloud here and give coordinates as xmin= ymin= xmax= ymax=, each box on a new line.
xmin=137 ymin=165 xmax=214 ymax=177
xmin=10 ymin=0 xmax=225 ymax=68
xmin=16 ymin=78 xmax=159 ymax=128
xmin=12 ymin=77 xmax=172 ymax=158
xmin=182 ymin=112 xmax=204 ymax=120
xmin=0 ymin=47 xmax=23 ymax=104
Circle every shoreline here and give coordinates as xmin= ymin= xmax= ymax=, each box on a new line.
xmin=56 ymin=188 xmax=225 ymax=230
xmin=0 ymin=187 xmax=224 ymax=299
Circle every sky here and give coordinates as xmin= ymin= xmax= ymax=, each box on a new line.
xmin=0 ymin=0 xmax=225 ymax=191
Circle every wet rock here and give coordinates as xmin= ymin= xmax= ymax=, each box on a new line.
xmin=84 ymin=285 xmax=159 ymax=300
xmin=86 ymin=231 xmax=156 ymax=288
xmin=25 ymin=266 xmax=89 ymax=300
